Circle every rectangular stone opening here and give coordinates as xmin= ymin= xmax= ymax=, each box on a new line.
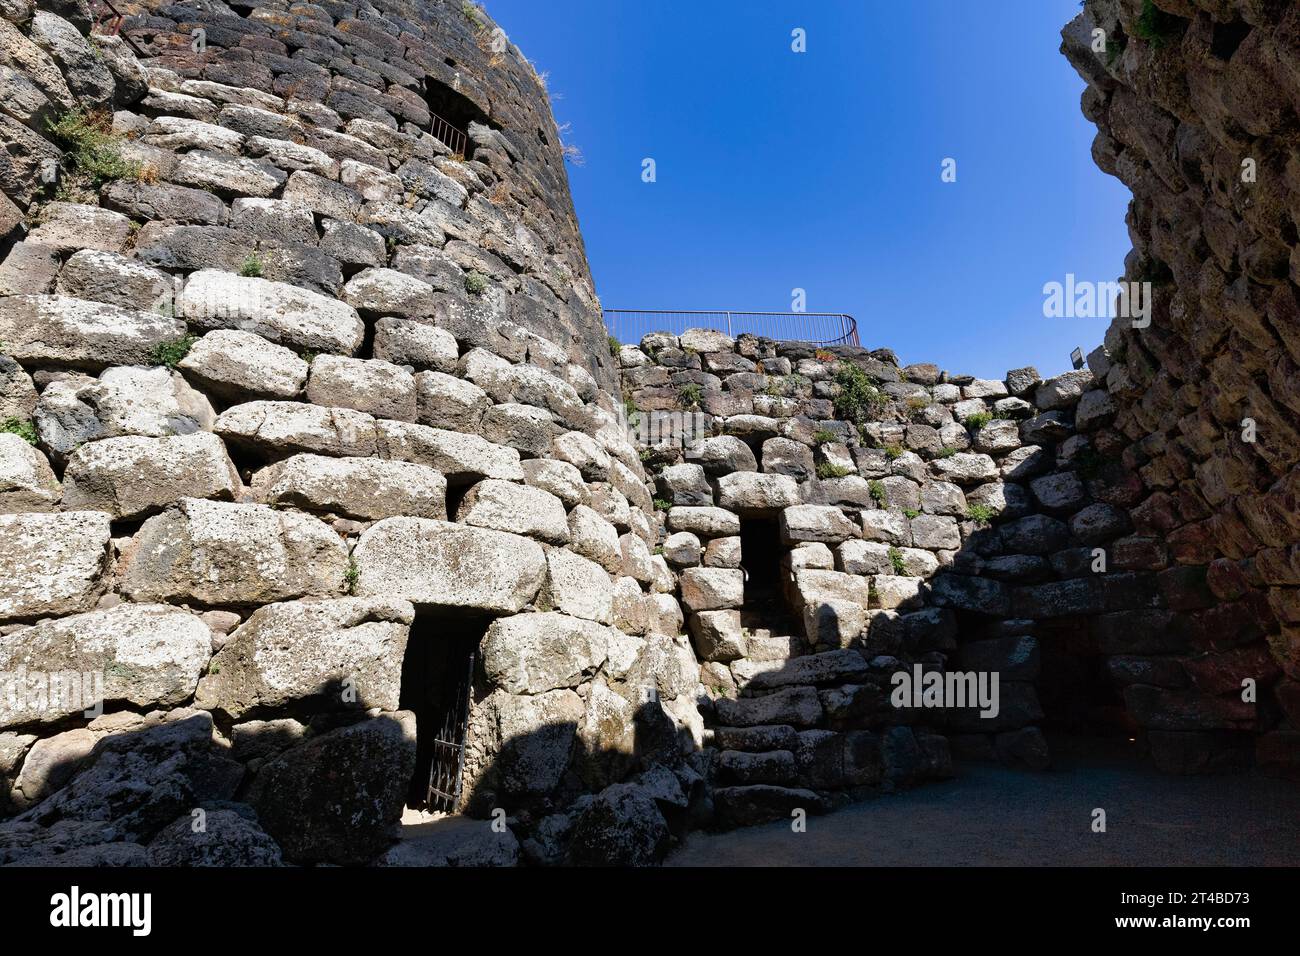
xmin=400 ymin=612 xmax=486 ymax=811
xmin=738 ymin=517 xmax=795 ymax=633
xmin=1035 ymin=618 xmax=1132 ymax=742
xmin=422 ymin=78 xmax=492 ymax=156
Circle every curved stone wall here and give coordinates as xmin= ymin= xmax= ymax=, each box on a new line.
xmin=0 ymin=0 xmax=683 ymax=867
xmin=0 ymin=0 xmax=1295 ymax=870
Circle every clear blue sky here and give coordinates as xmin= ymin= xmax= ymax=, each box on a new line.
xmin=485 ymin=0 xmax=1131 ymax=380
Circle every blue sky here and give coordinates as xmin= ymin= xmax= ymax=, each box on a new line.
xmin=485 ymin=0 xmax=1131 ymax=380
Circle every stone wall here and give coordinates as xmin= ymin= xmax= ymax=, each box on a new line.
xmin=0 ymin=0 xmax=691 ymax=867
xmin=1061 ymin=0 xmax=1300 ymax=777
xmin=0 ymin=0 xmax=1295 ymax=870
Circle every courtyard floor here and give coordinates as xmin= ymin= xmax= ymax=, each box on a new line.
xmin=667 ymin=738 xmax=1300 ymax=866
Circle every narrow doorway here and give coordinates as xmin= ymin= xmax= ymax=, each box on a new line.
xmin=738 ymin=517 xmax=795 ymax=635
xmin=400 ymin=614 xmax=484 ymax=812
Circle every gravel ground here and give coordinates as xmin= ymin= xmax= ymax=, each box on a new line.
xmin=667 ymin=739 xmax=1300 ymax=867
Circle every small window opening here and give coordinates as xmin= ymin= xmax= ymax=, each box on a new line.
xmin=423 ymin=77 xmax=492 ymax=157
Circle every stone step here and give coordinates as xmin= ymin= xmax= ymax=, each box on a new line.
xmin=712 ymin=685 xmax=823 ymax=728
xmin=711 ymin=724 xmax=800 ymax=753
xmin=712 ymin=784 xmax=831 ymax=829
xmin=731 ymin=648 xmax=869 ymax=690
xmin=717 ymin=749 xmax=797 ymax=786
xmin=744 ymin=633 xmax=805 ymax=662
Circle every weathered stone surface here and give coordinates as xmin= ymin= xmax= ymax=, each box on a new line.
xmin=0 ymin=295 xmax=187 ymax=371
xmin=353 ymin=518 xmax=545 ymax=614
xmin=377 ymin=421 xmax=523 ymax=482
xmin=0 ymin=433 xmax=58 ymax=512
xmin=733 ymin=649 xmax=868 ymax=689
xmin=0 ymin=604 xmax=210 ymax=730
xmin=179 ymin=270 xmax=364 ymax=355
xmin=307 ymin=355 xmax=416 ymax=422
xmin=62 ymin=433 xmax=239 ymax=520
xmin=375 ymin=319 xmax=459 ymax=371
xmin=666 ymin=506 xmax=741 ymax=538
xmin=249 ymin=713 xmax=416 ymax=866
xmin=689 ymin=608 xmax=747 ymax=662
xmin=378 ymin=815 xmax=519 ymax=867
xmin=679 ymin=567 xmax=744 ymax=613
xmin=717 ymin=472 xmax=800 ymax=513
xmin=255 ymin=454 xmax=446 ymax=520
xmin=686 ymin=435 xmax=757 ymax=475
xmin=179 ymin=329 xmax=309 ymax=401
xmin=544 ymin=548 xmax=614 ymax=624
xmin=714 ymin=686 xmax=823 ymax=728
xmin=36 ymin=366 xmax=216 ymax=456
xmin=0 ymin=511 xmax=110 ymax=623
xmin=28 ymin=203 xmax=131 ymax=253
xmin=123 ymin=498 xmax=347 ymax=607
xmin=146 ymin=809 xmax=284 ymax=867
xmin=197 ymin=598 xmax=414 ymax=719
xmin=712 ymin=785 xmax=828 ymax=828
xmin=780 ymin=504 xmax=859 ymax=544
xmin=567 ymin=782 xmax=670 ymax=866
xmin=481 ymin=612 xmax=610 ymax=694
xmin=456 ymin=478 xmax=569 ymax=544
xmin=55 ymin=250 xmax=173 ymax=312
xmin=471 ymin=688 xmax=584 ymax=795
xmin=215 ymin=401 xmax=379 ymax=459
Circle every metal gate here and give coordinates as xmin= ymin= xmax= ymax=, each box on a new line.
xmin=424 ymin=647 xmax=475 ymax=812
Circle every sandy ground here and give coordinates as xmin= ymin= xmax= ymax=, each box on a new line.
xmin=666 ymin=739 xmax=1300 ymax=867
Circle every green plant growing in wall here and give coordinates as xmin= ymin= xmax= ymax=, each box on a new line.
xmin=608 ymin=334 xmax=621 ymax=357
xmin=816 ymin=461 xmax=852 ymax=480
xmin=936 ymin=445 xmax=957 ymax=458
xmin=764 ymin=377 xmax=786 ymax=396
xmin=812 ymin=428 xmax=837 ymax=445
xmin=239 ymin=253 xmax=263 ymax=278
xmin=1134 ymin=0 xmax=1184 ymax=48
xmin=464 ymin=270 xmax=488 ymax=295
xmin=884 ymin=444 xmax=904 ymax=460
xmin=833 ymin=363 xmax=886 ymax=426
xmin=964 ymin=412 xmax=992 ymax=430
xmin=677 ymin=383 xmax=703 ymax=410
xmin=653 ymin=498 xmax=672 ymax=512
xmin=868 ymin=479 xmax=887 ymax=508
xmin=46 ymin=110 xmax=144 ymax=186
xmin=887 ymin=546 xmax=906 ymax=575
xmin=903 ymin=508 xmax=920 ymax=519
xmin=149 ymin=334 xmax=197 ymax=369
xmin=0 ymin=418 xmax=39 ymax=446
xmin=344 ymin=558 xmax=360 ymax=594
xmin=967 ymin=503 xmax=995 ymax=526
xmin=906 ymin=395 xmax=930 ymax=410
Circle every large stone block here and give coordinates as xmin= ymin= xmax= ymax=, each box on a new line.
xmin=0 ymin=604 xmax=210 ymax=730
xmin=197 ymin=598 xmax=414 ymax=719
xmin=249 ymin=712 xmax=416 ymax=866
xmin=0 ymin=511 xmax=110 ymax=623
xmin=61 ymin=432 xmax=239 ymax=520
xmin=481 ymin=612 xmax=611 ymax=694
xmin=179 ymin=269 xmax=364 ymax=355
xmin=456 ymin=478 xmax=569 ymax=544
xmin=254 ymin=453 xmax=446 ymax=520
xmin=123 ymin=498 xmax=347 ymax=607
xmin=0 ymin=295 xmax=187 ymax=371
xmin=353 ymin=518 xmax=545 ymax=614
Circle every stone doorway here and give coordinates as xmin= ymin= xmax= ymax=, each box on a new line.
xmin=399 ymin=614 xmax=484 ymax=811
xmin=1034 ymin=618 xmax=1134 ymax=742
xmin=737 ymin=517 xmax=795 ymax=636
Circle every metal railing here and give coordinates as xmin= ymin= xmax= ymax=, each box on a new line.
xmin=603 ymin=310 xmax=859 ymax=348
xmin=429 ymin=112 xmax=468 ymax=156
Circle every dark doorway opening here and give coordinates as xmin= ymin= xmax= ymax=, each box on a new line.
xmin=400 ymin=613 xmax=484 ymax=811
xmin=738 ymin=517 xmax=795 ymax=635
xmin=1035 ymin=618 xmax=1134 ymax=741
